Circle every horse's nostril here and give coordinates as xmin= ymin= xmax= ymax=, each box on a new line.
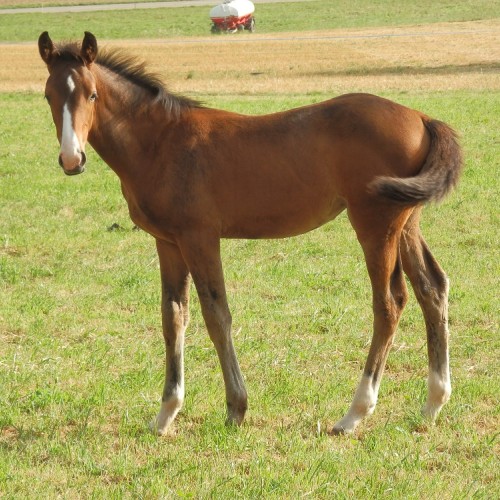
xmin=58 ymin=151 xmax=86 ymax=176
xmin=80 ymin=150 xmax=87 ymax=167
xmin=58 ymin=150 xmax=86 ymax=169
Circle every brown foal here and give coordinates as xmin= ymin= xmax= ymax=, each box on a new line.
xmin=38 ymin=31 xmax=463 ymax=435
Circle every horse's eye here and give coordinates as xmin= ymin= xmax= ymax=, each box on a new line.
xmin=89 ymin=92 xmax=98 ymax=102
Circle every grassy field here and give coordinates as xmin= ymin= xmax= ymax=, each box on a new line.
xmin=1 ymin=1 xmax=499 ymax=498
xmin=1 ymin=0 xmax=499 ymax=41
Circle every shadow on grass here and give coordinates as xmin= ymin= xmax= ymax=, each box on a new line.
xmin=302 ymin=62 xmax=499 ymax=77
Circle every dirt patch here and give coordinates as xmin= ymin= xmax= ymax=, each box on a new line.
xmin=1 ymin=20 xmax=498 ymax=94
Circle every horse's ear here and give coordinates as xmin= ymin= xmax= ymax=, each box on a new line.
xmin=38 ymin=31 xmax=55 ymax=66
xmin=81 ymin=31 xmax=98 ymax=66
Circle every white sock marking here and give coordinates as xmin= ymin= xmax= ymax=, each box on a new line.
xmin=423 ymin=370 xmax=451 ymax=421
xmin=333 ymin=374 xmax=379 ymax=434
xmin=151 ymin=384 xmax=184 ymax=435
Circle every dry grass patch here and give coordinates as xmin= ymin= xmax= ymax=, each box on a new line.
xmin=1 ymin=20 xmax=498 ymax=94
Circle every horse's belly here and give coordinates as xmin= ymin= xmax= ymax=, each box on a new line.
xmin=221 ymin=195 xmax=346 ymax=239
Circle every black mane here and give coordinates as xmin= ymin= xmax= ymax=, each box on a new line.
xmin=55 ymin=41 xmax=202 ymax=115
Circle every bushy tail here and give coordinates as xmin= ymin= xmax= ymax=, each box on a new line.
xmin=370 ymin=119 xmax=463 ymax=204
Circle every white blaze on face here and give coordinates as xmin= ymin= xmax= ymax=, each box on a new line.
xmin=66 ymin=74 xmax=75 ymax=93
xmin=59 ymin=74 xmax=82 ymax=167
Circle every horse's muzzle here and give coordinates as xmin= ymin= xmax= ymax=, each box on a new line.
xmin=59 ymin=150 xmax=86 ymax=175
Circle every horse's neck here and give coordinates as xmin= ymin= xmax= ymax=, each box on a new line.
xmin=89 ymin=67 xmax=162 ymax=182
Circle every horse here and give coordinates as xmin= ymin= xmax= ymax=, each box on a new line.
xmin=38 ymin=31 xmax=463 ymax=435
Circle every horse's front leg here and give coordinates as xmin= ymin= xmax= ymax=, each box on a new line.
xmin=180 ymin=233 xmax=248 ymax=426
xmin=151 ymin=239 xmax=191 ymax=435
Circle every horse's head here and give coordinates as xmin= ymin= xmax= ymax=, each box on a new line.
xmin=39 ymin=31 xmax=98 ymax=175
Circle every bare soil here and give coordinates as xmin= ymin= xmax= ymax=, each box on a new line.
xmin=1 ymin=20 xmax=498 ymax=94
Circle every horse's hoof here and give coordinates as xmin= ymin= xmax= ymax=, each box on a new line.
xmin=149 ymin=418 xmax=171 ymax=436
xmin=330 ymin=425 xmax=348 ymax=436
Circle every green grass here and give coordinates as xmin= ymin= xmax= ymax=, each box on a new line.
xmin=0 ymin=0 xmax=499 ymax=42
xmin=0 ymin=88 xmax=498 ymax=497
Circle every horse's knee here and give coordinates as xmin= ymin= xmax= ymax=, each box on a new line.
xmin=391 ymin=253 xmax=409 ymax=307
xmin=205 ymin=308 xmax=232 ymax=344
xmin=412 ymin=244 xmax=448 ymax=303
xmin=162 ymin=301 xmax=185 ymax=334
xmin=373 ymin=289 xmax=406 ymax=327
xmin=392 ymin=282 xmax=409 ymax=313
xmin=414 ymin=271 xmax=449 ymax=315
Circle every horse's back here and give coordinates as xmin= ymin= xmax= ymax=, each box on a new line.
xmin=196 ymin=93 xmax=429 ymax=182
xmin=157 ymin=93 xmax=432 ymax=239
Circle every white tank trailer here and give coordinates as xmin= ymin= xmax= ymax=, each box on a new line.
xmin=210 ymin=0 xmax=256 ymax=33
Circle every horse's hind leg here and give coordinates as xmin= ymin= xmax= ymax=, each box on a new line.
xmin=332 ymin=205 xmax=410 ymax=434
xmin=401 ymin=209 xmax=451 ymax=421
xmin=151 ymin=239 xmax=191 ymax=435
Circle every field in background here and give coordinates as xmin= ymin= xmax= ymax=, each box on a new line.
xmin=0 ymin=0 xmax=499 ymax=497
xmin=1 ymin=0 xmax=499 ymax=41
xmin=1 ymin=20 xmax=498 ymax=95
